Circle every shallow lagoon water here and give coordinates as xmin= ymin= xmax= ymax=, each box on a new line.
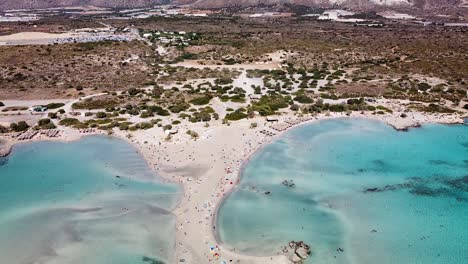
xmin=218 ymin=118 xmax=468 ymax=263
xmin=0 ymin=136 xmax=181 ymax=264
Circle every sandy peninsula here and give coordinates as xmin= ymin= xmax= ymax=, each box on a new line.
xmin=113 ymin=110 xmax=464 ymax=264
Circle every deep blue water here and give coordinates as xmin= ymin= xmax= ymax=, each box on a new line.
xmin=218 ymin=118 xmax=468 ymax=264
xmin=0 ymin=136 xmax=181 ymax=264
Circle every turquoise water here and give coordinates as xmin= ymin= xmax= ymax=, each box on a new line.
xmin=218 ymin=118 xmax=468 ymax=264
xmin=0 ymin=136 xmax=181 ymax=264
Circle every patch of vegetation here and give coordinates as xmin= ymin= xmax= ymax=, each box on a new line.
xmin=135 ymin=122 xmax=154 ymax=130
xmin=376 ymin=105 xmax=393 ymax=113
xmin=251 ymin=94 xmax=291 ymax=116
xmin=45 ymin=103 xmax=65 ymax=109
xmin=10 ymin=121 xmax=29 ymax=132
xmin=186 ymin=130 xmax=199 ymax=139
xmin=35 ymin=118 xmax=56 ymax=130
xmin=293 ymin=92 xmax=314 ymax=104
xmin=410 ymin=103 xmax=456 ymax=113
xmin=225 ymin=108 xmax=248 ymax=121
xmin=2 ymin=106 xmax=28 ymax=112
xmin=72 ymin=98 xmax=119 ymax=110
xmin=142 ymin=256 xmax=165 ymax=264
xmin=190 ymin=95 xmax=212 ymax=105
xmin=59 ymin=118 xmax=80 ymax=126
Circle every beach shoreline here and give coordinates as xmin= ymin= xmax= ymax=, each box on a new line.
xmin=0 ymin=112 xmax=465 ymax=263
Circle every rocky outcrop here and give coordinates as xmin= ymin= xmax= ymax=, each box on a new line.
xmin=288 ymin=241 xmax=311 ymax=263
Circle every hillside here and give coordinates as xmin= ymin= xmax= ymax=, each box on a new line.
xmin=0 ymin=0 xmax=167 ymax=10
xmin=0 ymin=0 xmax=464 ymax=12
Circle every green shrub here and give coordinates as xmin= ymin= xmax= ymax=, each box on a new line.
xmin=376 ymin=105 xmax=393 ymax=113
xmin=186 ymin=130 xmax=199 ymax=139
xmin=293 ymin=94 xmax=314 ymax=104
xmin=48 ymin=112 xmax=58 ymax=119
xmin=168 ymin=102 xmax=190 ymax=113
xmin=251 ymin=95 xmax=291 ymax=116
xmin=10 ymin=121 xmax=30 ymax=132
xmin=225 ymin=110 xmax=248 ymax=121
xmin=0 ymin=124 xmax=9 ymax=133
xmin=190 ymin=95 xmax=212 ymax=105
xmin=96 ymin=112 xmax=107 ymax=118
xmin=147 ymin=105 xmax=170 ymax=116
xmin=36 ymin=118 xmax=56 ymax=129
xmin=45 ymin=103 xmax=65 ymax=109
xmin=119 ymin=123 xmax=129 ymax=130
xmin=136 ymin=122 xmax=154 ymax=130
xmin=59 ymin=118 xmax=80 ymax=126
xmin=72 ymin=98 xmax=118 ymax=110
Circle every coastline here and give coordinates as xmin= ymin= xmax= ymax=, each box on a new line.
xmin=0 ymin=111 xmax=465 ymax=264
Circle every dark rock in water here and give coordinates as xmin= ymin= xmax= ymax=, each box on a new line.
xmin=115 ymin=175 xmax=121 ymax=178
xmin=394 ymin=123 xmax=421 ymax=132
xmin=409 ymin=186 xmax=451 ymax=197
xmin=443 ymin=175 xmax=468 ymax=191
xmin=363 ymin=181 xmax=415 ymax=193
xmin=142 ymin=256 xmax=164 ymax=264
xmin=0 ymin=157 xmax=7 ymax=166
xmin=265 ymin=191 xmax=271 ymax=195
xmin=282 ymin=180 xmax=296 ymax=188
xmin=364 ymin=175 xmax=468 ymax=201
xmin=372 ymin=159 xmax=386 ymax=167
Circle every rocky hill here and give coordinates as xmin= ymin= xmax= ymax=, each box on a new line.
xmin=0 ymin=0 xmax=464 ymax=11
xmin=184 ymin=0 xmax=464 ymax=10
xmin=0 ymin=0 xmax=168 ymax=10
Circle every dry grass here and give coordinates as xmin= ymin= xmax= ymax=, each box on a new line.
xmin=0 ymin=40 xmax=153 ymax=99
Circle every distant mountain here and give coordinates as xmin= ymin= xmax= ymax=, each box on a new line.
xmin=0 ymin=0 xmax=464 ymax=11
xmin=0 ymin=0 xmax=168 ymax=11
xmin=183 ymin=0 xmax=464 ymax=10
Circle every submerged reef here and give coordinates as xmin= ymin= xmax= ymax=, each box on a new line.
xmin=363 ymin=175 xmax=468 ymax=202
